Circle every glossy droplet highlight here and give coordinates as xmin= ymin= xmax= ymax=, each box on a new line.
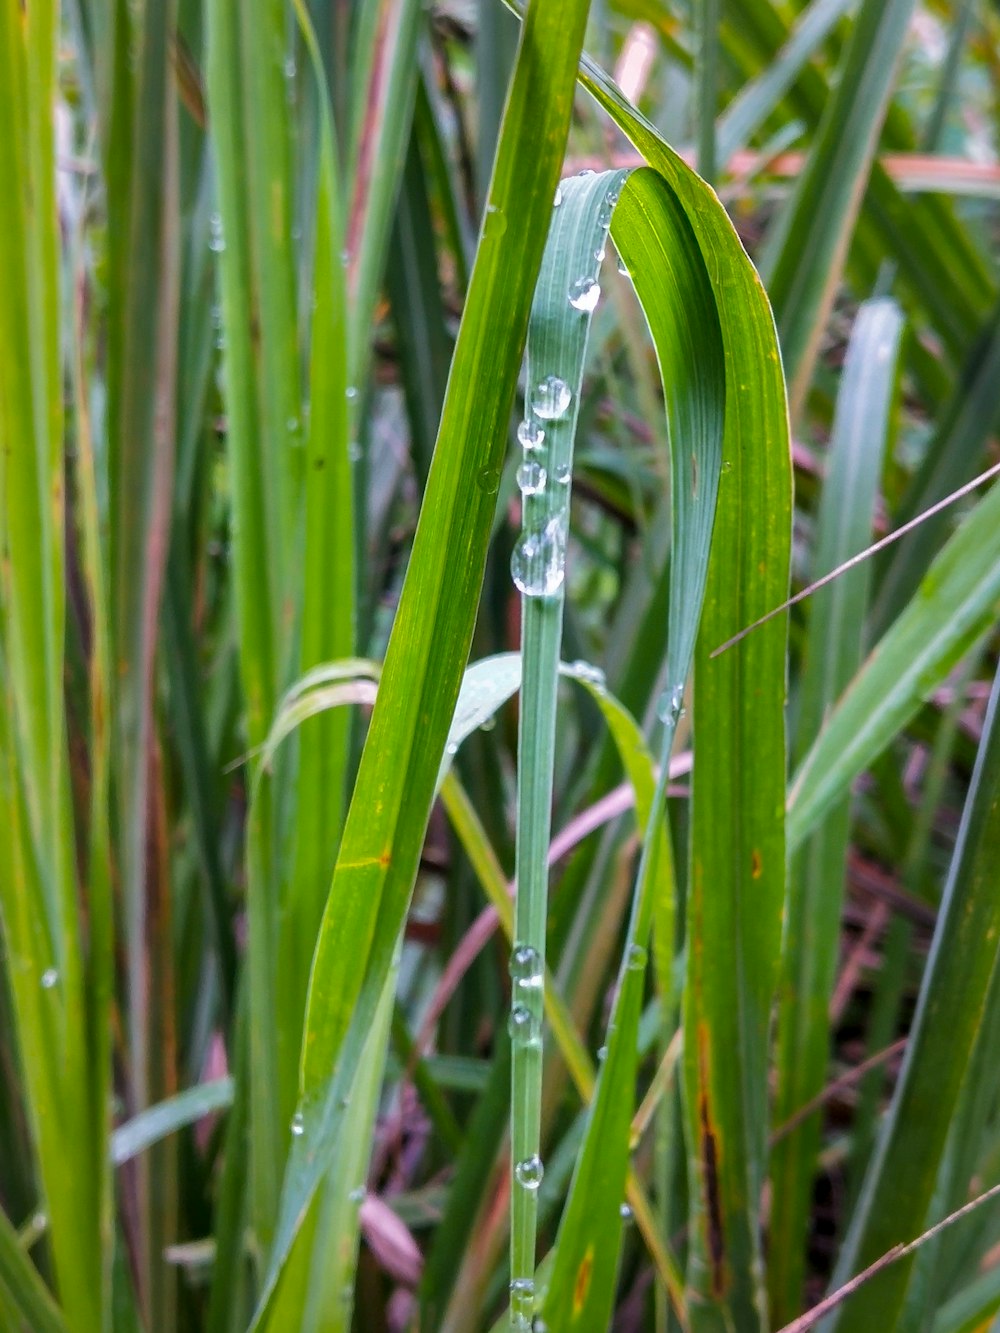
xmin=290 ymin=1111 xmax=304 ymax=1136
xmin=517 ymin=419 xmax=545 ymax=452
xmin=531 ymin=375 xmax=571 ymax=422
xmin=626 ymin=942 xmax=647 ymax=970
xmin=553 ymin=185 xmax=563 ymax=207
xmin=348 ymin=1186 xmax=365 ymax=1203
xmin=515 ymin=1155 xmax=544 ymax=1190
xmin=568 ymin=276 xmax=601 ymax=313
xmin=511 ymin=517 xmax=566 ymax=599
xmin=552 ymin=460 xmax=571 ymax=486
xmin=41 ymin=968 xmax=58 ymax=990
xmin=510 ymin=1278 xmax=535 ymax=1328
xmin=208 ymin=212 xmax=225 ymax=253
xmin=477 ymin=464 xmax=501 ymax=494
xmin=508 ymin=1003 xmax=539 ymax=1043
xmin=570 ymin=660 xmax=605 ymax=690
xmin=510 ymin=944 xmax=543 ymax=990
xmin=620 ymin=1202 xmax=633 ymax=1221
xmin=658 ymin=684 xmax=686 ymax=725
xmin=516 ymin=460 xmax=546 ymax=496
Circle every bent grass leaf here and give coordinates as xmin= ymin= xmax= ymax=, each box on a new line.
xmin=531 ymin=163 xmax=726 ymax=1331
xmin=575 ymin=61 xmax=793 ymax=1331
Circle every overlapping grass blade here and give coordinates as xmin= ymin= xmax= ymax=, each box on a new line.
xmin=822 ymin=663 xmax=1000 ymax=1329
xmin=249 ymin=2 xmax=594 ymax=1319
xmin=522 ymin=163 xmax=725 ymax=1330
xmin=788 ymin=476 xmax=1000 ymax=851
xmin=0 ymin=3 xmax=110 ymax=1325
xmin=758 ymin=0 xmax=916 ymax=415
xmin=570 ymin=62 xmax=792 ymax=1330
xmin=769 ymin=297 xmax=904 ymax=1324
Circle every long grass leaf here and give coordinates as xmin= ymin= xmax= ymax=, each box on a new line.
xmin=768 ymin=297 xmax=904 ymax=1324
xmin=250 ymin=2 xmax=595 ymax=1317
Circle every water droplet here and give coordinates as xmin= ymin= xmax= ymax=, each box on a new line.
xmin=286 ymin=415 xmax=299 ymax=434
xmin=346 ymin=385 xmax=358 ymax=401
xmin=517 ymin=419 xmax=545 ymax=452
xmin=510 ymin=1278 xmax=535 ymax=1326
xmin=508 ymin=1003 xmax=538 ymax=1042
xmin=533 ymin=1320 xmax=549 ymax=1333
xmin=530 ymin=375 xmax=571 ymax=421
xmin=510 ymin=944 xmax=543 ymax=990
xmin=570 ymin=660 xmax=605 ymax=689
xmin=597 ymin=1044 xmax=608 ymax=1061
xmin=568 ymin=276 xmax=601 ymax=313
xmin=626 ymin=943 xmax=647 ymax=970
xmin=606 ymin=179 xmax=623 ymax=205
xmin=445 ymin=740 xmax=458 ymax=757
xmin=617 ymin=254 xmax=630 ymax=278
xmin=594 ymin=244 xmax=606 ymax=263
xmin=657 ymin=684 xmax=686 ymax=725
xmin=348 ymin=441 xmax=362 ymax=463
xmin=290 ymin=1111 xmax=305 ymax=1136
xmin=510 ymin=517 xmax=566 ymax=599
xmin=477 ymin=464 xmax=501 ymax=494
xmin=598 ymin=201 xmax=614 ymax=228
xmin=41 ymin=968 xmax=58 ymax=990
xmin=578 ymin=167 xmax=595 ymax=178
xmin=284 ymin=56 xmax=296 ymax=79
xmin=515 ymin=1155 xmax=544 ymax=1190
xmin=722 ymin=459 xmax=733 ymax=473
xmin=485 ymin=203 xmax=507 ymax=236
xmin=348 ymin=1186 xmax=365 ymax=1203
xmin=553 ymin=185 xmax=563 ymax=207
xmin=552 ymin=460 xmax=571 ymax=486
xmin=480 ymin=714 xmax=496 ymax=733
xmin=517 ymin=460 xmax=546 ymax=496
xmin=208 ymin=212 xmax=225 ymax=253
xmin=620 ymin=1202 xmax=633 ymax=1222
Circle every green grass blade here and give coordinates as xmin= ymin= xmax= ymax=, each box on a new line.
xmin=530 ymin=161 xmax=725 ymax=1332
xmin=111 ymin=1081 xmax=235 ymax=1166
xmin=0 ymin=1206 xmax=66 ymax=1333
xmin=873 ymin=300 xmax=1000 ymax=630
xmin=570 ymin=61 xmax=793 ymax=1331
xmin=507 ymin=168 xmax=634 ymax=1326
xmin=822 ymin=662 xmax=1000 ymax=1330
xmin=249 ymin=1 xmax=595 ymax=1318
xmin=758 ymin=0 xmax=916 ymax=416
xmin=788 ymin=477 xmax=1000 ymax=852
xmin=0 ymin=3 xmax=109 ymax=1325
xmin=768 ymin=297 xmax=904 ymax=1325
xmin=716 ymin=0 xmax=854 ymax=164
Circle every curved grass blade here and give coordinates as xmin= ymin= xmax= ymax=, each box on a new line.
xmin=788 ymin=476 xmax=1000 ymax=852
xmin=527 ymin=165 xmax=725 ymax=1332
xmin=768 ymin=297 xmax=904 ymax=1325
xmin=572 ymin=62 xmax=793 ymax=1331
xmin=111 ymin=1081 xmax=235 ymax=1166
xmin=249 ymin=2 xmax=595 ymax=1320
xmin=821 ymin=663 xmax=1000 ymax=1330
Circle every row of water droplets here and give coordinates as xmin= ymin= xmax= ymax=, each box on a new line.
xmin=509 ymin=173 xmax=625 ymax=609
xmin=507 ymin=171 xmax=626 ymax=1333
